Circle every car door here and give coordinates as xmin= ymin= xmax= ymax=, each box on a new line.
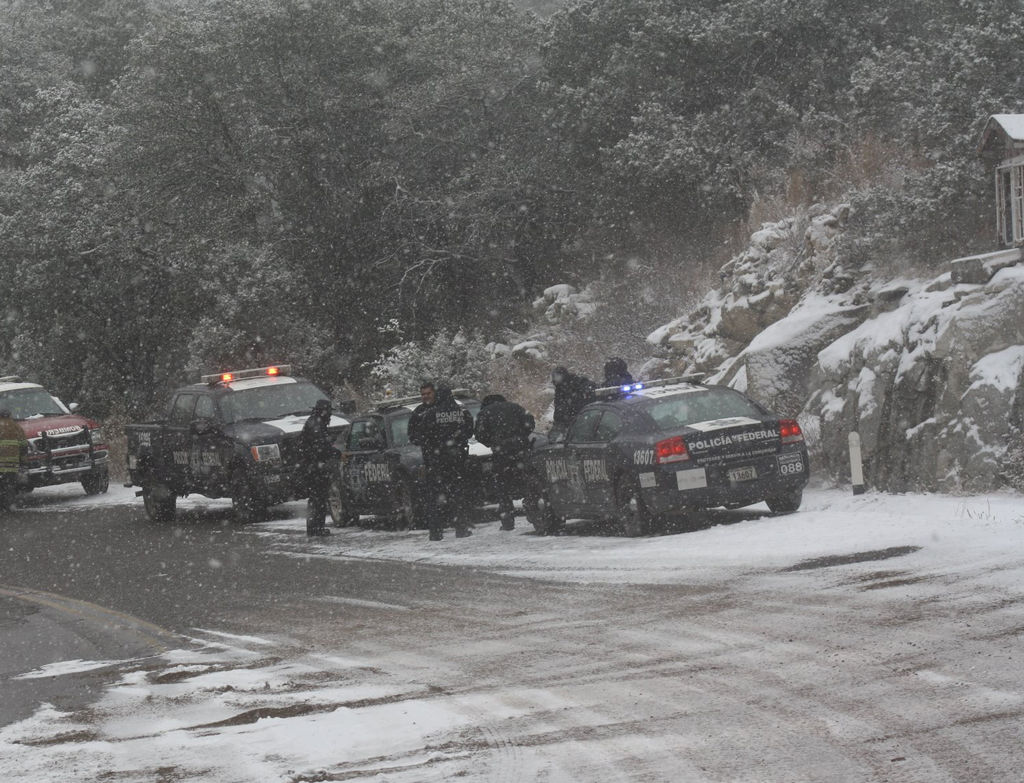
xmin=191 ymin=394 xmax=227 ymax=491
xmin=572 ymin=407 xmax=622 ymax=512
xmin=342 ymin=416 xmax=390 ymax=507
xmin=554 ymin=408 xmax=604 ymax=512
xmin=165 ymin=393 xmax=197 ymax=490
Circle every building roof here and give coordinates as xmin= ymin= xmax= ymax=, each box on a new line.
xmin=978 ymin=114 xmax=1024 ymax=156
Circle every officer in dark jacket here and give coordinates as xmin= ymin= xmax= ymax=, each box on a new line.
xmin=299 ymin=398 xmax=340 ymax=537
xmin=408 ymin=383 xmax=474 ymax=541
xmin=551 ymin=366 xmax=595 ymax=438
xmin=474 ymin=394 xmax=535 ymax=530
xmin=603 ymin=357 xmax=634 ymax=388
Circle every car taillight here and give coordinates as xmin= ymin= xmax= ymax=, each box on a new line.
xmin=779 ymin=419 xmax=804 ymax=444
xmin=655 ymin=435 xmax=689 ymax=464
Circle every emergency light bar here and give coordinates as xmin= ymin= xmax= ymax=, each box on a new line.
xmin=201 ymin=365 xmax=292 ymax=385
xmin=593 ymin=373 xmax=706 ymax=400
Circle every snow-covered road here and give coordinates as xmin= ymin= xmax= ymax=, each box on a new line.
xmin=2 ymin=485 xmax=1023 ymax=781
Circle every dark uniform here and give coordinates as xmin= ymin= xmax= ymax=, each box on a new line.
xmin=474 ymin=394 xmax=535 ymax=530
xmin=299 ymin=399 xmax=339 ymax=536
xmin=603 ymin=357 xmax=634 ymax=388
xmin=0 ymin=410 xmax=25 ymax=511
xmin=408 ymin=385 xmax=474 ymax=541
xmin=551 ymin=366 xmax=596 ymax=438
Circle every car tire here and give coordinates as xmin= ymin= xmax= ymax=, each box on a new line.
xmin=142 ymin=481 xmax=176 ymax=522
xmin=766 ymin=488 xmax=803 ymax=514
xmin=81 ymin=468 xmax=109 ymax=496
xmin=328 ymin=472 xmax=358 ymax=527
xmin=391 ymin=474 xmax=420 ymax=530
xmin=616 ymin=477 xmax=652 ymax=537
xmin=231 ymin=470 xmax=267 ymax=524
xmin=523 ymin=471 xmax=564 ymax=536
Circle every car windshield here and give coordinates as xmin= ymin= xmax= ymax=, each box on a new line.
xmin=219 ymin=381 xmax=330 ymax=424
xmin=0 ymin=388 xmax=69 ymax=419
xmin=647 ymin=389 xmax=763 ymax=431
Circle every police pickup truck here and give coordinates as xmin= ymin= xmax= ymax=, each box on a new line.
xmin=329 ymin=390 xmax=493 ymax=528
xmin=125 ymin=365 xmax=348 ymax=523
xmin=523 ymin=376 xmax=810 ymax=536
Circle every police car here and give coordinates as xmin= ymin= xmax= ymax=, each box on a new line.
xmin=125 ymin=365 xmax=348 ymax=523
xmin=329 ymin=390 xmax=493 ymax=528
xmin=523 ymin=376 xmax=810 ymax=536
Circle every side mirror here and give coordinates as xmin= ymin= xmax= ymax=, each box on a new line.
xmin=191 ymin=417 xmax=221 ymax=436
xmin=68 ymin=402 xmax=80 ymax=412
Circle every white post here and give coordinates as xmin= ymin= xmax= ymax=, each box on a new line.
xmin=848 ymin=431 xmax=866 ymax=495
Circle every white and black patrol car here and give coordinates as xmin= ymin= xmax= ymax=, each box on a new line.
xmin=124 ymin=365 xmax=348 ymax=523
xmin=524 ymin=376 xmax=810 ymax=536
xmin=329 ymin=390 xmax=493 ymax=528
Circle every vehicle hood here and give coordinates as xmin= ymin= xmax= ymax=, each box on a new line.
xmin=17 ymin=414 xmax=96 ymax=439
xmin=224 ymin=414 xmax=349 ymax=443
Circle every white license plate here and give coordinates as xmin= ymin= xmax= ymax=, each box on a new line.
xmin=728 ymin=466 xmax=757 ymax=482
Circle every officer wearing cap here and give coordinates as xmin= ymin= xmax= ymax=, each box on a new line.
xmin=299 ymin=398 xmax=340 ymax=536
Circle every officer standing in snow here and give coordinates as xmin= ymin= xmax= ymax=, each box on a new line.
xmin=550 ymin=365 xmax=596 ymax=438
xmin=474 ymin=394 xmax=535 ymax=530
xmin=299 ymin=398 xmax=340 ymax=537
xmin=0 ymin=409 xmax=25 ymax=511
xmin=409 ymin=383 xmax=474 ymax=541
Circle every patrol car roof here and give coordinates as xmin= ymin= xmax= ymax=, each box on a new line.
xmin=591 ymin=375 xmax=709 ymax=406
xmin=183 ymin=375 xmax=306 ymax=394
xmin=0 ymin=381 xmax=45 ymax=394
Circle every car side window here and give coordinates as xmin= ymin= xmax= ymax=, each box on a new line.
xmin=567 ymin=409 xmax=603 ymax=443
xmin=169 ymin=394 xmax=196 ymax=426
xmin=594 ymin=410 xmax=623 ymax=442
xmin=193 ymin=395 xmax=215 ymax=421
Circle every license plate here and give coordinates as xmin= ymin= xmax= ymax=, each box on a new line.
xmin=728 ymin=466 xmax=757 ymax=482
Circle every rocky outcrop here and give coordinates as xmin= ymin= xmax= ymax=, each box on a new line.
xmin=647 ymin=203 xmax=1024 ymax=492
xmin=808 ymin=266 xmax=1024 ymax=492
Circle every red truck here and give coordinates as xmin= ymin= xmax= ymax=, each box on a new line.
xmin=0 ymin=376 xmax=109 ymax=495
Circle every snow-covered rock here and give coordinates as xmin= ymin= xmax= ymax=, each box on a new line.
xmin=647 ymin=202 xmax=1024 ymax=492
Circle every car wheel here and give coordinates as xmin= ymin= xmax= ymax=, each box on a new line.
xmin=142 ymin=481 xmax=176 ymax=522
xmin=616 ymin=477 xmax=652 ymax=537
xmin=766 ymin=488 xmax=803 ymax=514
xmin=328 ymin=472 xmax=358 ymax=527
xmin=81 ymin=468 xmax=109 ymax=496
xmin=231 ymin=471 xmax=267 ymax=524
xmin=523 ymin=471 xmax=564 ymax=536
xmin=391 ymin=474 xmax=420 ymax=530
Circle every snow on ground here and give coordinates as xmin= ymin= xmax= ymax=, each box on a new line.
xmin=4 ymin=483 xmax=1024 ymax=781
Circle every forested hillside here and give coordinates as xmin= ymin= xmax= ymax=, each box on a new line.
xmin=2 ymin=0 xmax=1022 ymax=417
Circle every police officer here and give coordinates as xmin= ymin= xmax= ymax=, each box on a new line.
xmin=0 ymin=409 xmax=26 ymax=511
xmin=299 ymin=398 xmax=339 ymax=537
xmin=475 ymin=394 xmax=535 ymax=530
xmin=603 ymin=357 xmax=634 ymax=388
xmin=551 ymin=366 xmax=595 ymax=438
xmin=408 ymin=383 xmax=474 ymax=541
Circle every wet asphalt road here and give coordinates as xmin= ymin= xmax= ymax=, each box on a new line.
xmin=0 ymin=493 xmax=586 ymax=728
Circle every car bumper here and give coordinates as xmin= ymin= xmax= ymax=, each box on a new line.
xmin=639 ymin=450 xmax=809 ymax=514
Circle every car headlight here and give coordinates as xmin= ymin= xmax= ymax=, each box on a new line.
xmin=26 ymin=438 xmax=41 ymax=455
xmin=89 ymin=428 xmax=104 ymax=445
xmin=250 ymin=443 xmax=281 ymax=462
